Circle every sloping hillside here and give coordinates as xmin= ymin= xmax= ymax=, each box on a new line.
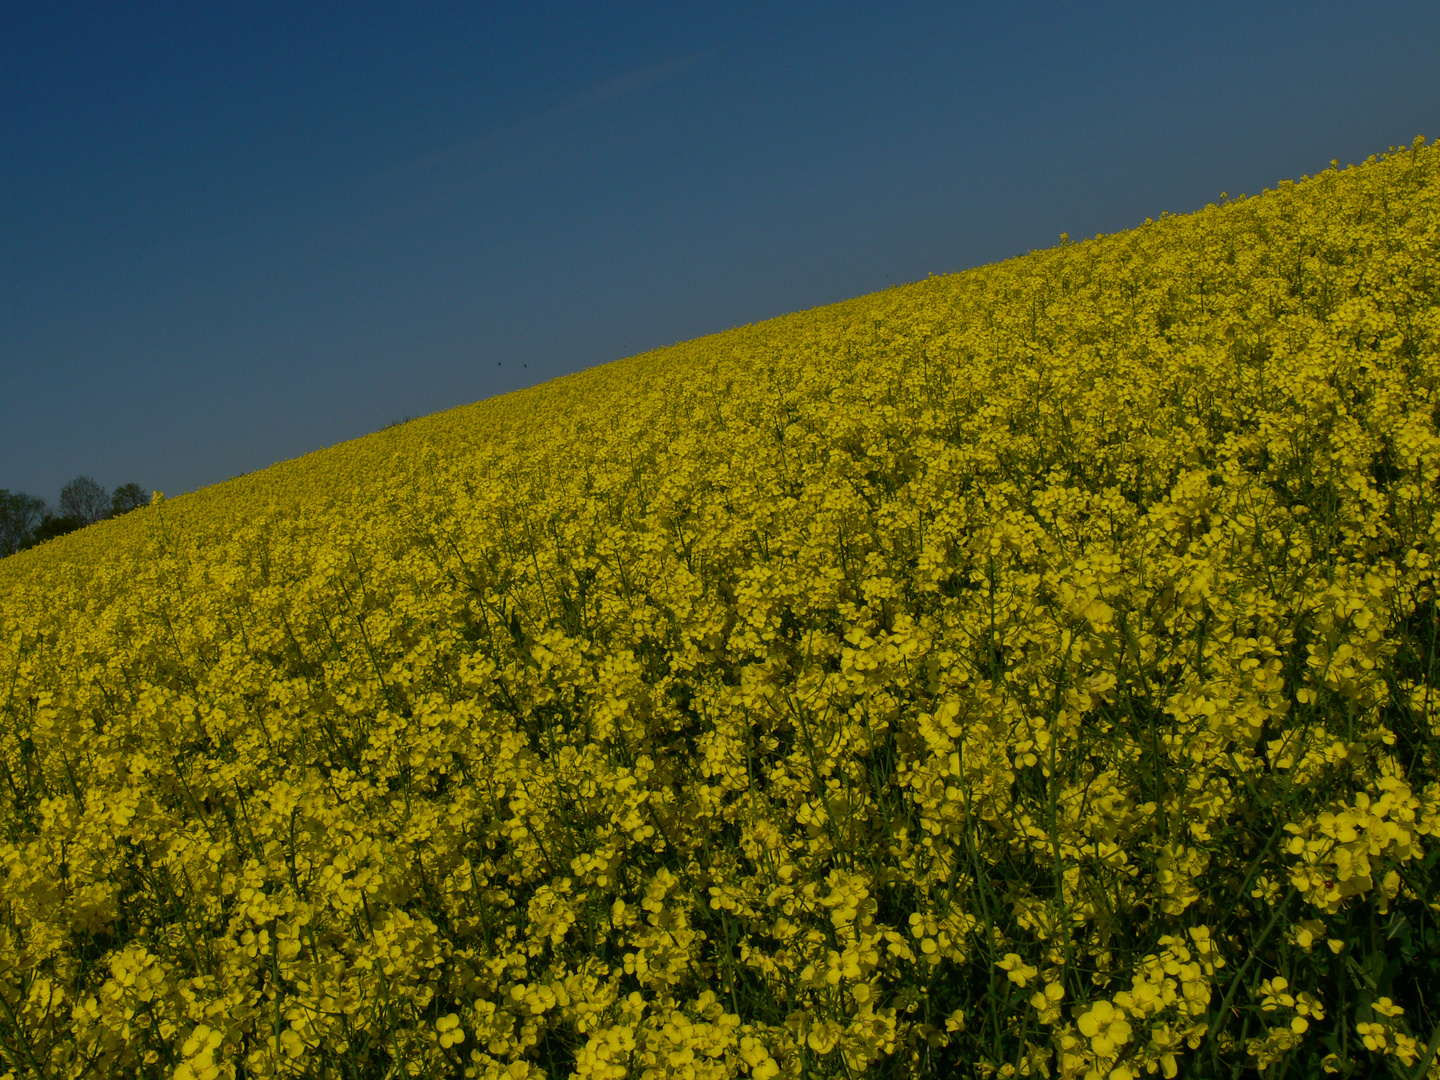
xmin=2 ymin=139 xmax=1439 ymax=1079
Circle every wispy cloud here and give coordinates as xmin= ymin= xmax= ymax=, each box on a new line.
xmin=359 ymin=55 xmax=703 ymax=228
xmin=530 ymin=55 xmax=698 ymax=129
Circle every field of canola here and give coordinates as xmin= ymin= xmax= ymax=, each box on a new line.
xmin=3 ymin=139 xmax=1440 ymax=1080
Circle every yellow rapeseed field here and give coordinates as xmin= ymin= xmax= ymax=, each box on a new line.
xmin=3 ymin=139 xmax=1439 ymax=1080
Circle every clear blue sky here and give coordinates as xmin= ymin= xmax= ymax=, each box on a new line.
xmin=3 ymin=2 xmax=1437 ymax=507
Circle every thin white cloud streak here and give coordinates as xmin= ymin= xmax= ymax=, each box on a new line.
xmin=358 ymin=55 xmax=703 ymax=228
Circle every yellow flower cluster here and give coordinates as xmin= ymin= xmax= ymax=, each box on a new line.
xmin=3 ymin=137 xmax=1440 ymax=1078
xmin=1351 ymin=996 xmax=1425 ymax=1071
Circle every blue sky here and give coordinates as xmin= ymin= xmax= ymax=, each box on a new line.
xmin=3 ymin=2 xmax=1437 ymax=506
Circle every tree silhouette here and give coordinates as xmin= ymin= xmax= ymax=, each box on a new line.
xmin=0 ymin=490 xmax=46 ymax=555
xmin=1 ymin=477 xmax=150 ymax=557
xmin=28 ymin=513 xmax=83 ymax=547
xmin=59 ymin=475 xmax=109 ymax=525
xmin=110 ymin=482 xmax=150 ymax=517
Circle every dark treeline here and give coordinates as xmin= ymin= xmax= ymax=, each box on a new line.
xmin=0 ymin=476 xmax=150 ymax=557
